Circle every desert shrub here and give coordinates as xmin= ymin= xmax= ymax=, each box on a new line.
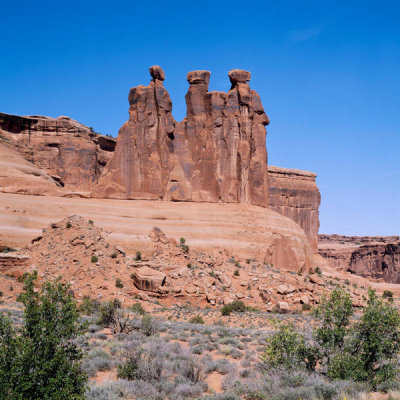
xmin=66 ymin=221 xmax=72 ymax=228
xmin=314 ymin=266 xmax=322 ymax=275
xmin=98 ymin=302 xmax=135 ymax=334
xmin=117 ymin=345 xmax=163 ymax=381
xmin=88 ymin=219 xmax=94 ymax=225
xmin=180 ymin=237 xmax=189 ymax=253
xmin=131 ymin=302 xmax=146 ymax=315
xmin=115 ymin=278 xmax=124 ymax=288
xmin=98 ymin=301 xmax=116 ymax=327
xmin=189 ymin=315 xmax=205 ymax=324
xmin=0 ymin=271 xmax=87 ymax=399
xmin=383 ymin=290 xmax=394 ymax=299
xmin=82 ymin=348 xmax=112 ymax=377
xmin=79 ymin=295 xmax=100 ymax=315
xmin=91 ymin=255 xmax=98 ymax=263
xmin=233 ymin=269 xmax=240 ymax=276
xmin=180 ymin=358 xmax=203 ymax=383
xmin=135 ymin=251 xmax=142 ymax=261
xmin=140 ymin=315 xmax=158 ymax=336
xmin=110 ymin=252 xmax=117 ymax=259
xmin=221 ymin=300 xmax=248 ymax=316
xmin=302 ymin=303 xmax=311 ymax=311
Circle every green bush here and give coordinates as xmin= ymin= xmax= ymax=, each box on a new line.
xmin=263 ymin=323 xmax=321 ymax=371
xmin=221 ymin=300 xmax=248 ymax=316
xmin=115 ymin=278 xmax=124 ymax=288
xmin=233 ymin=269 xmax=240 ymax=276
xmin=110 ymin=252 xmax=117 ymax=259
xmin=98 ymin=301 xmax=117 ymax=327
xmin=131 ymin=302 xmax=146 ymax=315
xmin=135 ymin=251 xmax=142 ymax=261
xmin=140 ymin=315 xmax=158 ymax=336
xmin=314 ymin=266 xmax=322 ymax=275
xmin=0 ymin=272 xmax=87 ymax=399
xmin=383 ymin=290 xmax=394 ymax=299
xmin=189 ymin=315 xmax=204 ymax=324
xmin=66 ymin=221 xmax=72 ymax=229
xmin=79 ymin=295 xmax=100 ymax=315
xmin=91 ymin=255 xmax=98 ymax=263
xmin=180 ymin=238 xmax=189 ymax=253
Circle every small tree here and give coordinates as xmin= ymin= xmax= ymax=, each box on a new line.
xmin=314 ymin=287 xmax=353 ymax=363
xmin=0 ymin=271 xmax=87 ymax=399
xmin=352 ymin=289 xmax=400 ymax=386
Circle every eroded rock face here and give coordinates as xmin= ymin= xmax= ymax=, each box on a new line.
xmin=93 ymin=66 xmax=270 ymax=206
xmin=0 ymin=113 xmax=116 ymax=191
xmin=319 ymin=234 xmax=400 ymax=283
xmin=268 ymin=166 xmax=321 ymax=251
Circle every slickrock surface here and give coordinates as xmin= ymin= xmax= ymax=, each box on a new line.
xmin=0 ymin=192 xmax=314 ymax=273
xmin=319 ymin=234 xmax=400 ymax=283
xmin=92 ymin=66 xmax=270 ymax=206
xmin=268 ymin=166 xmax=321 ymax=252
xmin=0 ymin=112 xmax=116 ymax=191
xmin=0 ymin=215 xmax=370 ymax=311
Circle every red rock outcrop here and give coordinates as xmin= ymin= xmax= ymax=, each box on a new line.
xmin=319 ymin=234 xmax=400 ymax=283
xmin=0 ymin=112 xmax=116 ymax=191
xmin=92 ymin=66 xmax=270 ymax=206
xmin=268 ymin=166 xmax=321 ymax=251
xmin=0 ymin=141 xmax=64 ymax=196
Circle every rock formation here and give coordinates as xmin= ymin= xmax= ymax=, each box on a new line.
xmin=268 ymin=166 xmax=321 ymax=251
xmin=92 ymin=66 xmax=270 ymax=206
xmin=319 ymin=234 xmax=400 ymax=283
xmin=0 ymin=112 xmax=116 ymax=191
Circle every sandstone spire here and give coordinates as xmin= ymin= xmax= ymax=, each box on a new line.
xmin=92 ymin=66 xmax=270 ymax=207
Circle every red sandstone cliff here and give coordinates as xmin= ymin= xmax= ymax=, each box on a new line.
xmin=0 ymin=112 xmax=116 ymax=191
xmin=268 ymin=166 xmax=320 ymax=252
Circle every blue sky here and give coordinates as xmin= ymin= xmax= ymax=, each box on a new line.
xmin=1 ymin=0 xmax=399 ymax=236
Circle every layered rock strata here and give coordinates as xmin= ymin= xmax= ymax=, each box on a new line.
xmin=319 ymin=234 xmax=400 ymax=283
xmin=92 ymin=66 xmax=270 ymax=206
xmin=268 ymin=166 xmax=321 ymax=251
xmin=0 ymin=112 xmax=116 ymax=191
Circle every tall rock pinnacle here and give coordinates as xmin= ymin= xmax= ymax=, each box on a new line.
xmin=92 ymin=66 xmax=270 ymax=207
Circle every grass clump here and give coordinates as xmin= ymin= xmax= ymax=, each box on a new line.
xmin=91 ymin=255 xmax=98 ymax=263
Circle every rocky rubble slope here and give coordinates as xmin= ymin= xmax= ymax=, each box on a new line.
xmin=0 ymin=216 xmax=369 ymax=312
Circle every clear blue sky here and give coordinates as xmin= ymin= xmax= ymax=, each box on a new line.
xmin=1 ymin=0 xmax=399 ymax=236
